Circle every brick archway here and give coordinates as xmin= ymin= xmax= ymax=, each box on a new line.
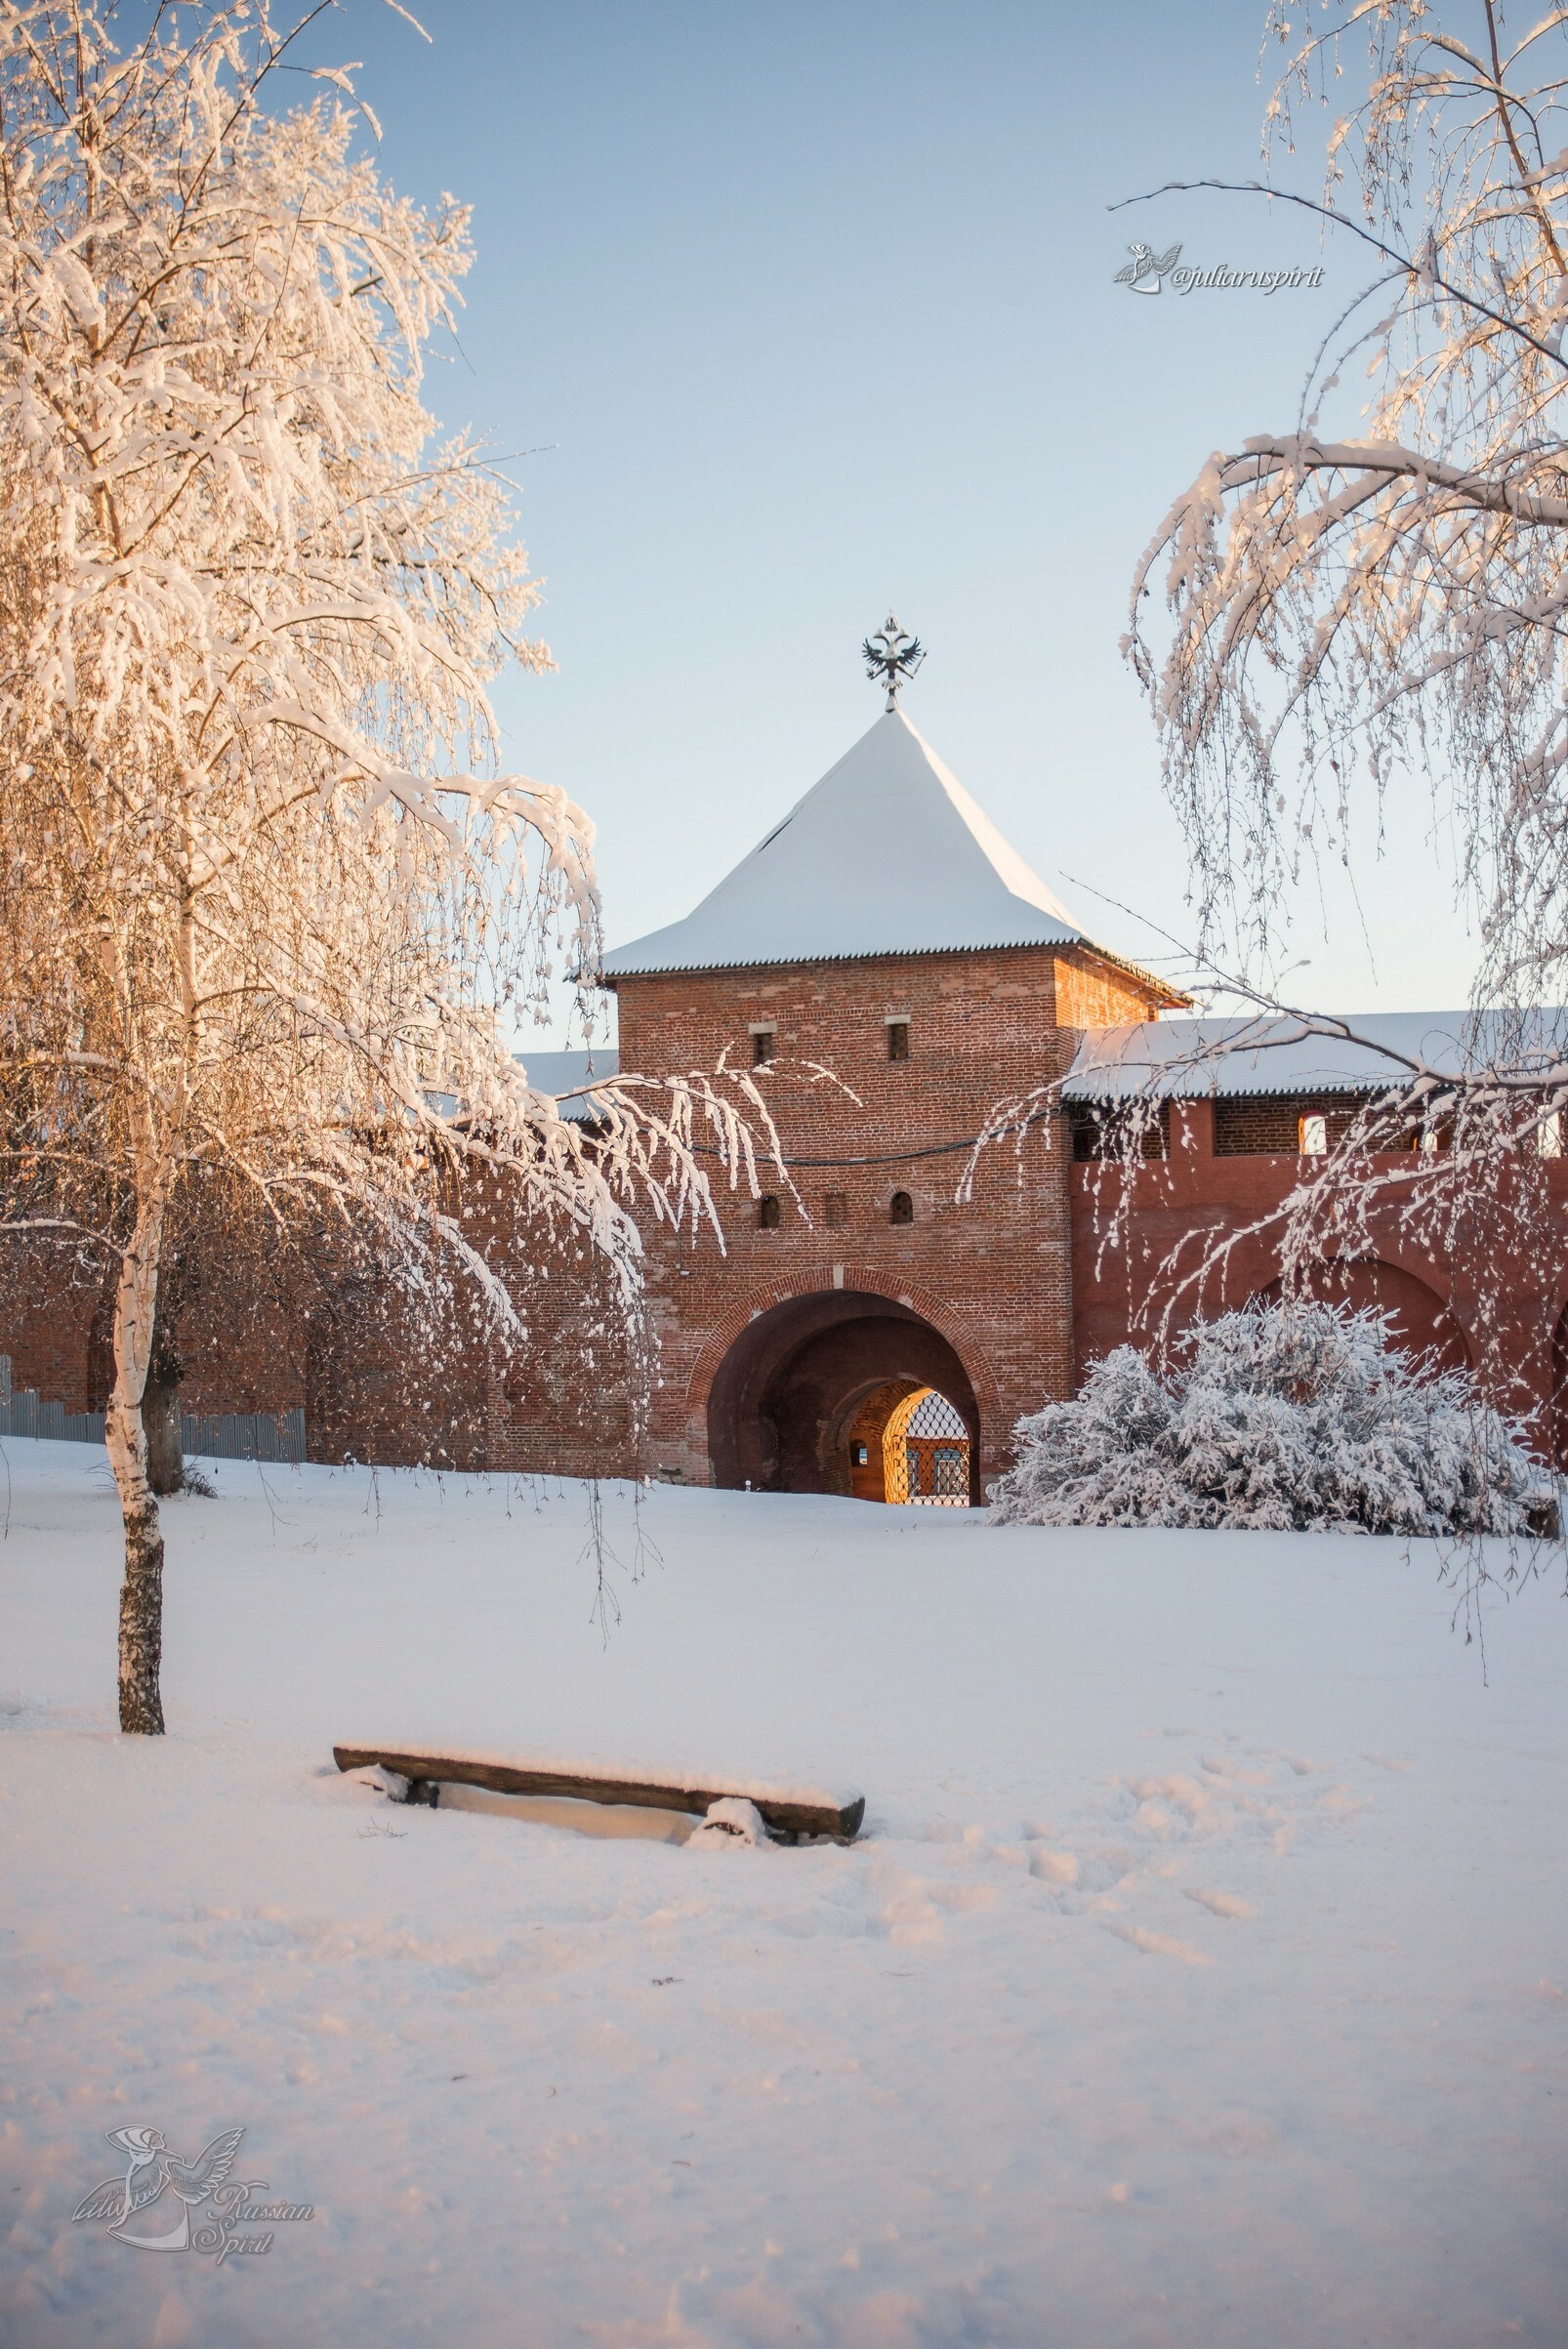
xmin=700 ymin=1281 xmax=991 ymax=1500
xmin=1255 ymin=1257 xmax=1470 ymax=1372
xmin=686 ymin=1270 xmax=1002 ymax=1427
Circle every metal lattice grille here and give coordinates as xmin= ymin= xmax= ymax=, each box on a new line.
xmin=883 ymin=1386 xmax=971 ymax=1506
xmin=905 ymin=1391 xmax=966 ymax=1441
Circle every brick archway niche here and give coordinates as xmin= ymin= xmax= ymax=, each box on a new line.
xmin=1255 ymin=1259 xmax=1469 ymax=1372
xmin=705 ymin=1290 xmax=982 ymax=1503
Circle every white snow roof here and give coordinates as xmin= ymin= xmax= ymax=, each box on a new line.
xmin=602 ymin=710 xmax=1088 ymax=976
xmin=514 ymin=1049 xmax=620 ymax=1121
xmin=1063 ymin=1011 xmax=1568 ymax=1100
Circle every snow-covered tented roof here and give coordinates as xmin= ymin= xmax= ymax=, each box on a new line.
xmin=601 ymin=710 xmax=1092 ymax=976
xmin=1063 ymin=1010 xmax=1568 ymax=1100
xmin=514 ymin=1049 xmax=620 ymax=1121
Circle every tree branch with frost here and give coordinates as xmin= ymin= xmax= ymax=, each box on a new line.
xmin=1091 ymin=10 xmax=1568 ymax=1482
xmin=1124 ymin=4 xmax=1568 ymax=1003
xmin=1114 ymin=177 xmax=1568 ymax=375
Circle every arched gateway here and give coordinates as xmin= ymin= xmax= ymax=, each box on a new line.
xmin=706 ymin=1288 xmax=982 ymax=1503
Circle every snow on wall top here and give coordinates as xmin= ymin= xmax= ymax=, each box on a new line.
xmin=514 ymin=1049 xmax=621 ymax=1121
xmin=601 ymin=710 xmax=1085 ymax=976
xmin=1063 ymin=1010 xmax=1568 ymax=1099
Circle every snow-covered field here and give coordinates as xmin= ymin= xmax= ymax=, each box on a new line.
xmin=2 ymin=1442 xmax=1565 ymax=2349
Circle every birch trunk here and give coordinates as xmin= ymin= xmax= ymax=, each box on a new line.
xmin=104 ymin=1211 xmax=168 ymax=1735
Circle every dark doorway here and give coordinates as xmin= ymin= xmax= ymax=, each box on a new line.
xmin=706 ymin=1289 xmax=981 ymax=1502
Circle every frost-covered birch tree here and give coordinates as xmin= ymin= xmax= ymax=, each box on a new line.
xmin=1106 ymin=2 xmax=1568 ymax=1373
xmin=1130 ymin=0 xmax=1568 ymax=999
xmin=0 ymin=1 xmax=773 ymax=1733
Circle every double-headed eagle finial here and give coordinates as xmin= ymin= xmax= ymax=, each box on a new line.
xmin=862 ymin=613 xmax=925 ymax=711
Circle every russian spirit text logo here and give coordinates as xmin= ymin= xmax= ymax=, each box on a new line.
xmin=72 ymin=2125 xmax=312 ymax=2260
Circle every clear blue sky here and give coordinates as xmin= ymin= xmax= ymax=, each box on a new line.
xmin=317 ymin=0 xmax=1475 ymax=1043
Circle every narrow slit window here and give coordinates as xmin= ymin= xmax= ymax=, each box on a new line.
xmin=758 ymin=1194 xmax=781 ymax=1229
xmin=889 ymin=1190 xmax=914 ymax=1225
xmin=1300 ymin=1113 xmax=1328 ymax=1157
xmin=887 ymin=1020 xmax=910 ymax=1062
xmin=751 ymin=1027 xmax=776 ymax=1067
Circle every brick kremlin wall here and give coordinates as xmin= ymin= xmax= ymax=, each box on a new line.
xmin=0 ymin=1189 xmax=638 ymax=1480
xmin=1071 ymin=1098 xmax=1568 ymax=1454
xmin=11 ymin=942 xmax=1561 ymax=1485
xmin=0 ymin=939 xmax=1155 ymax=1484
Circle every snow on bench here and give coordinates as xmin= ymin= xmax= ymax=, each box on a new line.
xmin=332 ymin=1743 xmax=866 ymax=1842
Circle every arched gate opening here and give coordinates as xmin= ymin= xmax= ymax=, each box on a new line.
xmin=706 ymin=1290 xmax=981 ymax=1504
xmin=846 ymin=1384 xmax=972 ymax=1504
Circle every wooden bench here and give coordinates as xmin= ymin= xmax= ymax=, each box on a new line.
xmin=333 ymin=1744 xmax=865 ymax=1842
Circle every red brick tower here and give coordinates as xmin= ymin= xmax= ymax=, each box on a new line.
xmin=603 ymin=698 xmax=1178 ymax=1498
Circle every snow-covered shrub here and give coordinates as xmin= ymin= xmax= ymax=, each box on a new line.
xmin=988 ymin=1302 xmax=1555 ymax=1536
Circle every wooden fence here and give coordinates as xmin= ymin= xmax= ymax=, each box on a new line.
xmin=0 ymin=1361 xmax=305 ymax=1463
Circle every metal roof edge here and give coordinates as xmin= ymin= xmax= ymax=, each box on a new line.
xmin=1055 ymin=938 xmax=1190 ymax=1013
xmin=601 ymin=940 xmax=1071 ymax=982
xmin=601 ymin=932 xmax=1177 ymax=992
xmin=1059 ymin=1007 xmax=1568 ymax=1100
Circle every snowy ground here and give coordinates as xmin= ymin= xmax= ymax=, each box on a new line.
xmin=1 ymin=1443 xmax=1565 ymax=2349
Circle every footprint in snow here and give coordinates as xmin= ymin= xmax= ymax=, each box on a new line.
xmin=1101 ymin=1921 xmax=1214 ymax=1966
xmin=1183 ymin=1887 xmax=1254 ymax=1920
xmin=1027 ymin=1848 xmax=1078 ymax=1886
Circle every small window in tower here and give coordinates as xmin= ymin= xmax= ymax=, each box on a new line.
xmin=887 ymin=1020 xmax=910 ymax=1062
xmin=751 ymin=1026 xmax=776 ymax=1066
xmin=851 ymin=1442 xmax=869 ymax=1466
xmin=1300 ymin=1113 xmax=1328 ymax=1157
xmin=824 ymin=1191 xmax=847 ymax=1226
xmin=758 ymin=1193 xmax=781 ymax=1229
xmin=889 ymin=1190 xmax=914 ymax=1225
